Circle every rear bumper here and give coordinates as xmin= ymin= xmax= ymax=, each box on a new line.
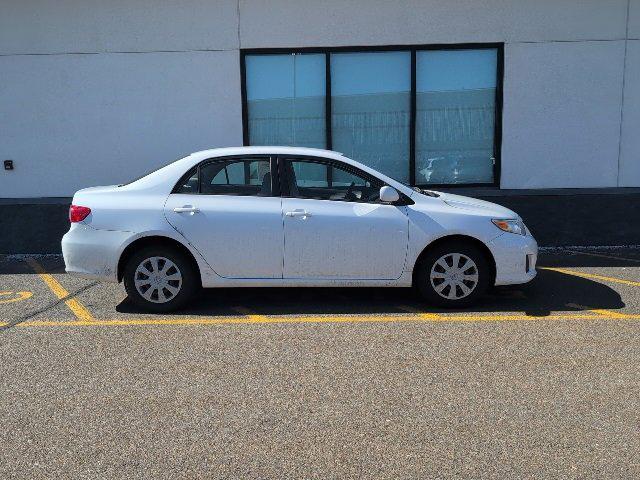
xmin=488 ymin=233 xmax=538 ymax=286
xmin=61 ymin=224 xmax=131 ymax=283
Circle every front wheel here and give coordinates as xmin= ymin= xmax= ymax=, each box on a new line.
xmin=415 ymin=241 xmax=491 ymax=308
xmin=123 ymin=246 xmax=198 ymax=312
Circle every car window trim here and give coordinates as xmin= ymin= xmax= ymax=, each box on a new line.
xmin=276 ymin=154 xmax=413 ymax=206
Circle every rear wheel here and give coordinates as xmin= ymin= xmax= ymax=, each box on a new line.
xmin=123 ymin=246 xmax=198 ymax=312
xmin=415 ymin=241 xmax=491 ymax=308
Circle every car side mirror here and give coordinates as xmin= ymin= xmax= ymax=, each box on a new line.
xmin=379 ymin=186 xmax=400 ymax=204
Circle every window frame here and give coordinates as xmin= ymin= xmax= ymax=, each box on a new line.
xmin=171 ymin=155 xmax=279 ymax=197
xmin=240 ymin=43 xmax=504 ymax=189
xmin=276 ymin=154 xmax=414 ymax=206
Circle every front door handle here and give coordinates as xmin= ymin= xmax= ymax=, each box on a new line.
xmin=173 ymin=205 xmax=200 ymax=214
xmin=285 ymin=209 xmax=312 ymax=218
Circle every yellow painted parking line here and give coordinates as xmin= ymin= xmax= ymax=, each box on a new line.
xmin=588 ymin=309 xmax=634 ymax=319
xmin=396 ymin=305 xmax=440 ymax=319
xmin=568 ymin=250 xmax=640 ymax=264
xmin=1 ymin=312 xmax=639 ymax=329
xmin=542 ymin=267 xmax=640 ymax=287
xmin=231 ymin=306 xmax=268 ymax=321
xmin=566 ymin=302 xmax=634 ymax=319
xmin=25 ymin=258 xmax=95 ymax=322
xmin=0 ymin=291 xmax=33 ymax=304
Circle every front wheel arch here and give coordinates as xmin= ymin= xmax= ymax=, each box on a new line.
xmin=412 ymin=235 xmax=496 ymax=288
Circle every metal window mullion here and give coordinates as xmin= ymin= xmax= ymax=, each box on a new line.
xmin=325 ymin=52 xmax=332 ymax=151
xmin=409 ymin=49 xmax=417 ymax=186
xmin=493 ymin=45 xmax=504 ymax=187
xmin=243 ymin=160 xmax=250 ymax=184
xmin=240 ymin=52 xmax=249 ymax=146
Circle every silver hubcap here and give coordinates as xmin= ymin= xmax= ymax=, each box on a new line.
xmin=134 ymin=256 xmax=182 ymax=304
xmin=430 ymin=253 xmax=479 ymax=300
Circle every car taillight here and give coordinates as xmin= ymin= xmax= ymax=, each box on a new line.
xmin=69 ymin=205 xmax=91 ymax=223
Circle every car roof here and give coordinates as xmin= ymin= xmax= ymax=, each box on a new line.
xmin=122 ymin=145 xmax=414 ymax=199
xmin=190 ymin=146 xmax=345 ymax=161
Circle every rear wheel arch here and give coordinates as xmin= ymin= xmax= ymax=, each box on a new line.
xmin=117 ymin=235 xmax=201 ymax=286
xmin=412 ymin=235 xmax=496 ymax=287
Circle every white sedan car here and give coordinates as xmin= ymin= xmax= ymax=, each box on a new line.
xmin=62 ymin=147 xmax=537 ymax=312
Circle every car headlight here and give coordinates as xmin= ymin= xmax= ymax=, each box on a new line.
xmin=492 ymin=219 xmax=527 ymax=236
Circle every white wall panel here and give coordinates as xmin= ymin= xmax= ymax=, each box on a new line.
xmin=619 ymin=40 xmax=640 ymax=186
xmin=239 ymin=0 xmax=628 ymax=48
xmin=501 ymin=41 xmax=625 ymax=189
xmin=0 ymin=0 xmax=239 ymax=55
xmin=0 ymin=51 xmax=243 ymax=197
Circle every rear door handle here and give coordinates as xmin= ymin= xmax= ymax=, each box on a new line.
xmin=285 ymin=209 xmax=312 ymax=218
xmin=173 ymin=205 xmax=200 ymax=214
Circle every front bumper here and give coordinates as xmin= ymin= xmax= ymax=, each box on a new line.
xmin=61 ymin=224 xmax=132 ymax=283
xmin=487 ymin=232 xmax=538 ymax=286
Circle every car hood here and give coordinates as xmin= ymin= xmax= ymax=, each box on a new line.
xmin=433 ymin=192 xmax=519 ymax=219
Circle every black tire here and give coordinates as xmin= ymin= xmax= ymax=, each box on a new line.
xmin=123 ymin=245 xmax=198 ymax=313
xmin=415 ymin=241 xmax=491 ymax=308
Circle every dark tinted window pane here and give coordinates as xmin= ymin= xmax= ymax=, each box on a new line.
xmin=246 ymin=54 xmax=326 ymax=148
xmin=416 ymin=49 xmax=497 ymax=184
xmin=200 ymin=159 xmax=272 ymax=196
xmin=287 ymin=159 xmax=381 ymax=203
xmin=292 ymin=161 xmax=329 ymax=187
xmin=174 ymin=167 xmax=198 ymax=193
xmin=211 ymin=161 xmax=244 ymax=185
xmin=331 ymin=52 xmax=411 ymax=183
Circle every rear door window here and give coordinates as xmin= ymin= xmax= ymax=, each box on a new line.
xmin=173 ymin=157 xmax=274 ymax=196
xmin=201 ymin=158 xmax=272 ymax=196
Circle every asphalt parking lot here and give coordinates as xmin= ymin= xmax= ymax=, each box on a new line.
xmin=1 ymin=249 xmax=640 ymax=479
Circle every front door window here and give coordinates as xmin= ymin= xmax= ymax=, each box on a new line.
xmin=286 ymin=159 xmax=382 ymax=203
